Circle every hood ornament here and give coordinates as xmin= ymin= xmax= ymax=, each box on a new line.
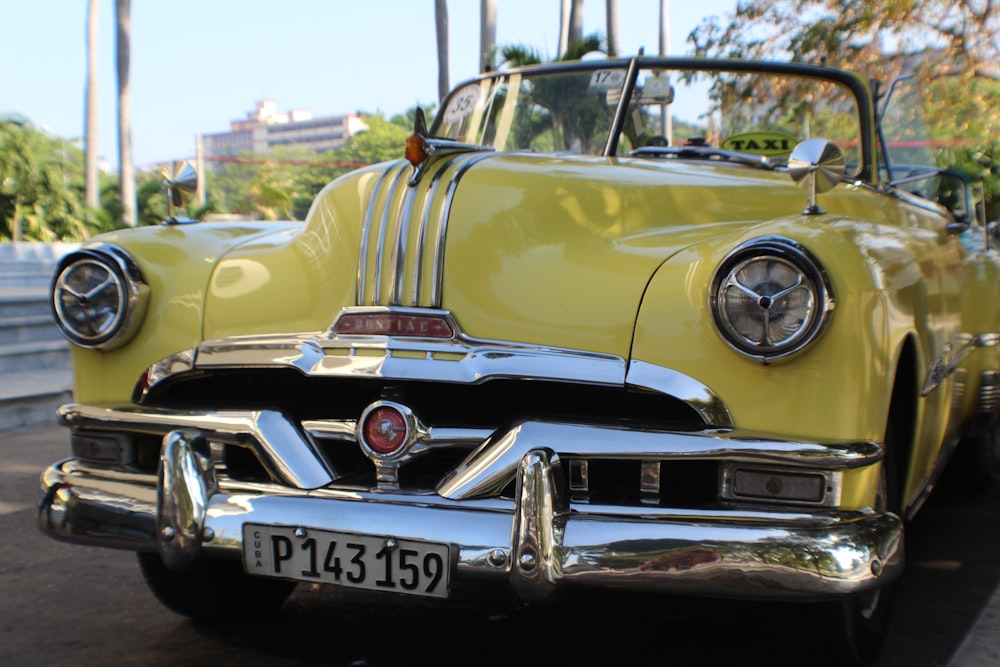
xmin=161 ymin=161 xmax=199 ymax=225
xmin=404 ymin=108 xmax=494 ymax=185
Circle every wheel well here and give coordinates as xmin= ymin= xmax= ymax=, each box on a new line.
xmin=885 ymin=336 xmax=918 ymax=515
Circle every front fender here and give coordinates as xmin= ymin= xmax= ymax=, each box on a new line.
xmin=70 ymin=222 xmax=300 ymax=405
xmin=631 ymin=218 xmax=895 ymax=444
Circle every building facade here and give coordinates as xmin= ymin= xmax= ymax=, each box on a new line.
xmin=201 ymin=100 xmax=368 ymax=167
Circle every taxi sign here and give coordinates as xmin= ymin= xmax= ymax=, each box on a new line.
xmin=721 ymin=132 xmax=798 ymax=158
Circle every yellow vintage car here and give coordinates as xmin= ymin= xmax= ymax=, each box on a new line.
xmin=39 ymin=56 xmax=1000 ymax=665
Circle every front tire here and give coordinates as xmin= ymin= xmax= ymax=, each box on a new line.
xmin=137 ymin=552 xmax=297 ymax=621
xmin=821 ymin=390 xmax=905 ymax=666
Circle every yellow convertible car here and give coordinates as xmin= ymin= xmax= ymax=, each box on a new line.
xmin=39 ymin=56 xmax=999 ymax=665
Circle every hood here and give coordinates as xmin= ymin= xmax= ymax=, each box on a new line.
xmin=204 ymin=153 xmax=816 ymax=358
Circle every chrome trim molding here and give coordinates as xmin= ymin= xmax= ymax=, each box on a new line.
xmin=357 ymin=153 xmax=494 ymax=308
xmin=977 ymin=370 xmax=1000 ymax=415
xmin=437 ymin=420 xmax=881 ymax=501
xmin=357 ymin=161 xmax=407 ymax=306
xmin=187 ymin=323 xmax=629 ymax=389
xmin=430 ymin=153 xmax=495 ymax=305
xmin=59 ymin=403 xmax=879 ymax=505
xmin=59 ymin=404 xmax=334 ymax=490
xmin=626 ymin=359 xmax=733 ymax=427
xmin=922 ymin=335 xmax=978 ymax=397
xmin=141 ymin=316 xmax=732 ymax=431
xmin=976 ymin=333 xmax=1000 ymax=348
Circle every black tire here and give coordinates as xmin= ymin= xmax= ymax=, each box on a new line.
xmin=823 ymin=579 xmax=895 ymax=667
xmin=821 ymin=401 xmax=904 ymax=666
xmin=137 ymin=551 xmax=297 ymax=621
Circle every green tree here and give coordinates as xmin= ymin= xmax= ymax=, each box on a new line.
xmin=339 ymin=113 xmax=411 ymax=165
xmin=689 ymin=0 xmax=1000 ymax=220
xmin=0 ymin=117 xmax=90 ymax=242
xmin=500 ymin=34 xmax=611 ymax=152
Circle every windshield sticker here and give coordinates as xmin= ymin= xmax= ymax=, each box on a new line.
xmin=443 ymin=84 xmax=483 ymax=123
xmin=640 ymin=74 xmax=674 ymax=104
xmin=588 ymin=69 xmax=626 ymax=91
xmin=720 ymin=131 xmax=798 ymax=157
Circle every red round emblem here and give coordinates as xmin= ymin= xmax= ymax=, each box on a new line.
xmin=362 ymin=405 xmax=408 ymax=455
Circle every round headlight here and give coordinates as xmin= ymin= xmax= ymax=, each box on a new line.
xmin=710 ymin=238 xmax=834 ymax=361
xmin=51 ymin=246 xmax=148 ymax=350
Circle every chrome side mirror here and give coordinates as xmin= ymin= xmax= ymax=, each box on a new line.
xmin=789 ymin=139 xmax=846 ymax=215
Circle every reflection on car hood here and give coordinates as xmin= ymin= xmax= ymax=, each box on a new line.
xmin=205 ymin=153 xmax=813 ymax=358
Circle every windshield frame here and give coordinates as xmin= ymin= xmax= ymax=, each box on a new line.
xmin=431 ymin=56 xmax=877 ymax=183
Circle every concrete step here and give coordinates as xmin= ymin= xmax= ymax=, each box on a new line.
xmin=0 ymin=339 xmax=71 ymax=373
xmin=0 ymin=262 xmax=57 ymax=287
xmin=0 ymin=367 xmax=73 ymax=432
xmin=0 ymin=287 xmax=52 ymax=318
xmin=0 ymin=244 xmax=78 ymax=432
xmin=0 ymin=312 xmax=63 ymax=345
xmin=0 ymin=242 xmax=75 ymax=288
xmin=0 ymin=286 xmax=69 ymax=373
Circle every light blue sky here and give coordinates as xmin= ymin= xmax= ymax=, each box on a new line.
xmin=0 ymin=0 xmax=733 ymax=169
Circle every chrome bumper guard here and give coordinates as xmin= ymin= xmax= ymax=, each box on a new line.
xmin=38 ymin=405 xmax=904 ymax=603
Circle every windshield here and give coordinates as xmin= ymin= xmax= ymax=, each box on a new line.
xmin=434 ymin=59 xmax=866 ymax=177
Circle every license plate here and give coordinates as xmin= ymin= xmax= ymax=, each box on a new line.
xmin=242 ymin=524 xmax=450 ymax=598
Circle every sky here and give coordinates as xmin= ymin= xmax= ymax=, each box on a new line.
xmin=0 ymin=0 xmax=734 ymax=170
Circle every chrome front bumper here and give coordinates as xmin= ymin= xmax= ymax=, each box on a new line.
xmin=39 ymin=408 xmax=905 ymax=603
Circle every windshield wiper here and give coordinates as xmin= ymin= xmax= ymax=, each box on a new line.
xmin=630 ymin=144 xmax=778 ymax=170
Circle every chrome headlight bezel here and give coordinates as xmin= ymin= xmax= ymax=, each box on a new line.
xmin=50 ymin=245 xmax=149 ymax=350
xmin=709 ymin=237 xmax=835 ymax=362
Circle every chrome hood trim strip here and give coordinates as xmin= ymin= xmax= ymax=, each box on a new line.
xmin=357 ymin=153 xmax=495 ymax=308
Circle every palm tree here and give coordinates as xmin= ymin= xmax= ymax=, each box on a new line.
xmin=435 ymin=0 xmax=449 ymax=102
xmin=84 ymin=0 xmax=99 ymax=211
xmin=116 ymin=0 xmax=136 ymax=227
xmin=480 ymin=0 xmax=496 ymax=73
xmin=500 ymin=34 xmax=609 ymax=153
xmin=606 ymin=0 xmax=620 ymax=56
xmin=567 ymin=0 xmax=584 ymax=53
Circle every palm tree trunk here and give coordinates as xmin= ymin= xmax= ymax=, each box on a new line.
xmin=435 ymin=0 xmax=449 ymax=102
xmin=558 ymin=0 xmax=570 ymax=57
xmin=568 ymin=0 xmax=584 ymax=48
xmin=480 ymin=0 xmax=496 ymax=73
xmin=606 ymin=0 xmax=620 ymax=56
xmin=116 ymin=0 xmax=136 ymax=227
xmin=84 ymin=0 xmax=99 ymax=211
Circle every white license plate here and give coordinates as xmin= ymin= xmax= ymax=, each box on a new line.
xmin=242 ymin=523 xmax=450 ymax=598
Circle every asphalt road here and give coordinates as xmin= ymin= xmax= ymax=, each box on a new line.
xmin=4 ymin=425 xmax=1000 ymax=667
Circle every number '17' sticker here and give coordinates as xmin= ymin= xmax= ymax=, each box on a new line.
xmin=589 ymin=69 xmax=626 ymax=91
